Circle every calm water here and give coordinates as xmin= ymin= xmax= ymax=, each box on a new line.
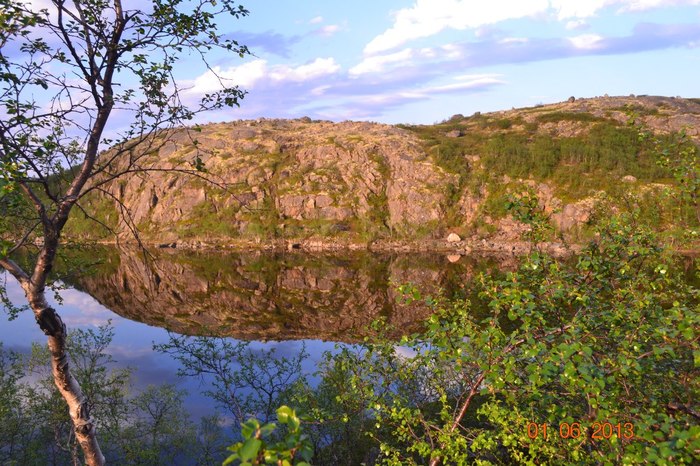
xmin=1 ymin=246 xmax=511 ymax=419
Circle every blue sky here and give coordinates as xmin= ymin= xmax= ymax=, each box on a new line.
xmin=174 ymin=0 xmax=700 ymax=124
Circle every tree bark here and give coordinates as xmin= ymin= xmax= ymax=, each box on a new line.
xmin=31 ymin=299 xmax=106 ymax=465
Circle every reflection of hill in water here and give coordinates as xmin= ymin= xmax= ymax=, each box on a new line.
xmin=69 ymin=247 xmax=514 ymax=342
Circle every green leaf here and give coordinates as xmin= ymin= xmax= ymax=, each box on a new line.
xmin=277 ymin=405 xmax=293 ymax=423
xmin=238 ymin=438 xmax=262 ymax=462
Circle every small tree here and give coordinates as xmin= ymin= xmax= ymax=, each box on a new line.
xmin=0 ymin=0 xmax=249 ymax=463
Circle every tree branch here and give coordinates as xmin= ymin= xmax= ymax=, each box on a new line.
xmin=0 ymin=257 xmax=30 ymax=288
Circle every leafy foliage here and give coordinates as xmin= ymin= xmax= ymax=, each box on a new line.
xmin=224 ymin=406 xmax=313 ymax=466
xmin=312 ymin=212 xmax=699 ymax=465
xmin=534 ymin=111 xmax=608 ymax=124
xmin=644 ymin=125 xmax=699 ymax=224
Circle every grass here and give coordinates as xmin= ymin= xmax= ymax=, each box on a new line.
xmin=535 ymin=112 xmax=609 ymax=124
xmin=370 ymin=152 xmax=391 ymax=179
xmin=609 ymin=104 xmax=661 ymax=116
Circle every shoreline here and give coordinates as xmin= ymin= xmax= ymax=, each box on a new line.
xmin=63 ymin=235 xmax=700 ymax=256
xmin=74 ymin=236 xmax=583 ymax=257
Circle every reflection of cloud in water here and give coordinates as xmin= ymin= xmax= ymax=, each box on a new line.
xmin=2 ymin=273 xmax=123 ymax=329
xmin=2 ymin=272 xmax=27 ymax=302
xmin=58 ymin=288 xmax=124 ymax=328
xmin=107 ymin=344 xmax=158 ymax=360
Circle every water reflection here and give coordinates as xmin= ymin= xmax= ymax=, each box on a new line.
xmin=66 ymin=247 xmax=515 ymax=341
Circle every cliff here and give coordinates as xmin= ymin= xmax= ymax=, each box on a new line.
xmin=67 ymin=95 xmax=700 ymax=250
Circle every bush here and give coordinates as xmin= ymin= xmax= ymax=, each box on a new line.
xmin=320 ymin=213 xmax=699 ymax=465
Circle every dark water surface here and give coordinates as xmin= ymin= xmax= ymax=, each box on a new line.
xmin=1 ymin=246 xmax=511 ymax=419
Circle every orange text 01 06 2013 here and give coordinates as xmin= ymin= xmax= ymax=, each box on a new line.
xmin=525 ymin=421 xmax=635 ymax=441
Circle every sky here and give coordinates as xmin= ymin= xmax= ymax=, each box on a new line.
xmin=172 ymin=0 xmax=700 ymax=124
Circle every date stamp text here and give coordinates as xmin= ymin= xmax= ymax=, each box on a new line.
xmin=526 ymin=421 xmax=635 ymax=441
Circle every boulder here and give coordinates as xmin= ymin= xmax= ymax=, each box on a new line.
xmin=447 ymin=233 xmax=461 ymax=243
xmin=552 ymin=198 xmax=596 ymax=232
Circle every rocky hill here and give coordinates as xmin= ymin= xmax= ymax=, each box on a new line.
xmin=68 ymin=95 xmax=700 ymax=251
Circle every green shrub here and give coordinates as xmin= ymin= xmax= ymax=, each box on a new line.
xmin=535 ymin=111 xmax=608 ymax=124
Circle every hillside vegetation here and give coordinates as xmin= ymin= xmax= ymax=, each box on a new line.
xmin=67 ymin=95 xmax=700 ymax=250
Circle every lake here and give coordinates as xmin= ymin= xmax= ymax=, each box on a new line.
xmin=1 ymin=246 xmax=512 ymax=420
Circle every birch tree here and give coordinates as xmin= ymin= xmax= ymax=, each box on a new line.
xmin=0 ymin=0 xmax=248 ymax=463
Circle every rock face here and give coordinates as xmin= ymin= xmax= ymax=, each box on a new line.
xmin=552 ymin=198 xmax=596 ymax=232
xmin=99 ymin=119 xmax=453 ymax=240
xmin=75 ymin=96 xmax=700 ymax=247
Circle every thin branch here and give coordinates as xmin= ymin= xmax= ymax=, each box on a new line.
xmin=92 ymin=186 xmax=153 ymax=261
xmin=0 ymin=257 xmax=30 ymax=288
xmin=18 ymin=181 xmax=50 ymax=225
xmin=71 ymin=201 xmax=117 ymax=238
xmin=6 ymin=220 xmax=42 ymax=257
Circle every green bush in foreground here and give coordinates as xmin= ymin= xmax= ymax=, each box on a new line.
xmin=230 ymin=206 xmax=698 ymax=465
xmin=356 ymin=216 xmax=698 ymax=465
xmin=224 ymin=406 xmax=312 ymax=466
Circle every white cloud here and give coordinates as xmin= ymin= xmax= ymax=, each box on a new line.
xmin=349 ymin=48 xmax=414 ymax=76
xmin=269 ymin=57 xmax=341 ymax=82
xmin=311 ymin=85 xmax=332 ymax=96
xmin=440 ymin=43 xmax=463 ymax=58
xmin=318 ymin=24 xmax=341 ymax=37
xmin=565 ymin=19 xmax=590 ymax=29
xmin=569 ymin=33 xmax=604 ymax=49
xmin=27 ymin=0 xmax=54 ymax=11
xmin=621 ymin=0 xmax=700 ymax=11
xmin=550 ymin=0 xmax=612 ymax=19
xmin=309 ymin=15 xmax=324 ymax=24
xmin=364 ymin=0 xmax=550 ymax=55
xmin=419 ymin=47 xmax=437 ymax=58
xmin=359 ymin=74 xmax=504 ymax=104
xmin=499 ymin=37 xmax=530 ymax=44
xmin=427 ymin=81 xmax=498 ymax=93
xmin=427 ymin=74 xmax=506 ymax=93
xmin=184 ymin=58 xmax=340 ymax=95
xmin=187 ymin=60 xmax=267 ymax=94
xmin=364 ymin=0 xmax=700 ymax=54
